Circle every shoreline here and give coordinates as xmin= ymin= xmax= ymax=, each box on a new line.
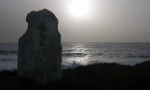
xmin=0 ymin=61 xmax=150 ymax=90
xmin=1 ymin=59 xmax=150 ymax=71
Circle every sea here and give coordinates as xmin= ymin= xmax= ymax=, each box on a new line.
xmin=0 ymin=42 xmax=150 ymax=71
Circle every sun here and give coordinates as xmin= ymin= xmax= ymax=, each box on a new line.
xmin=69 ymin=0 xmax=89 ymax=17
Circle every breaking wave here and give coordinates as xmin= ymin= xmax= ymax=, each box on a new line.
xmin=0 ymin=50 xmax=18 ymax=54
xmin=127 ymin=55 xmax=150 ymax=58
xmin=62 ymin=53 xmax=87 ymax=57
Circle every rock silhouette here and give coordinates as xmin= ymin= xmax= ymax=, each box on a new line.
xmin=17 ymin=9 xmax=62 ymax=84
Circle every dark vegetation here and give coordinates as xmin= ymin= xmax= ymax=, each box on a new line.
xmin=1 ymin=61 xmax=150 ymax=90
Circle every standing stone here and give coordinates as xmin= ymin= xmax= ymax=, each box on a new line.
xmin=17 ymin=9 xmax=62 ymax=84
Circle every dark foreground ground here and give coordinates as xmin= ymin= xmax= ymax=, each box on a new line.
xmin=0 ymin=61 xmax=150 ymax=90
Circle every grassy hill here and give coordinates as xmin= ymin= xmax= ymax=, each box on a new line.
xmin=0 ymin=61 xmax=150 ymax=90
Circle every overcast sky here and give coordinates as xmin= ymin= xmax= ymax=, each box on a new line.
xmin=0 ymin=0 xmax=150 ymax=42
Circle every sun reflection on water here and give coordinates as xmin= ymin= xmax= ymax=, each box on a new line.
xmin=62 ymin=43 xmax=91 ymax=65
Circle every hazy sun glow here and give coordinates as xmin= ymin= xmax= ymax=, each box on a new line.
xmin=70 ymin=0 xmax=89 ymax=17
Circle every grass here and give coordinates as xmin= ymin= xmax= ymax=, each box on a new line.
xmin=0 ymin=61 xmax=150 ymax=90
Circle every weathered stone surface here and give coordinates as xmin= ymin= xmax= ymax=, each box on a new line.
xmin=17 ymin=9 xmax=62 ymax=84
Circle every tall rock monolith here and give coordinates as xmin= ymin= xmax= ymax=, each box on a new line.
xmin=17 ymin=9 xmax=62 ymax=84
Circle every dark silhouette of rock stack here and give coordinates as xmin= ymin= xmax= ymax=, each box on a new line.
xmin=17 ymin=9 xmax=62 ymax=84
